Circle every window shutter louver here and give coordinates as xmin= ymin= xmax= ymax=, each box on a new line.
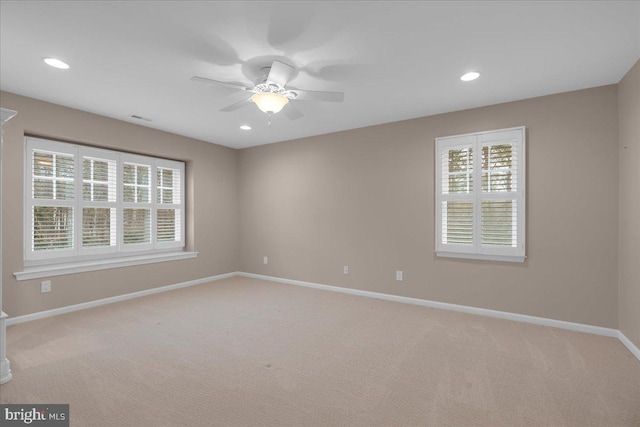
xmin=81 ymin=154 xmax=117 ymax=249
xmin=155 ymin=161 xmax=184 ymax=247
xmin=123 ymin=208 xmax=151 ymax=244
xmin=439 ymin=141 xmax=475 ymax=247
xmin=442 ymin=201 xmax=474 ymax=245
xmin=436 ymin=127 xmax=525 ymax=262
xmin=28 ymin=143 xmax=76 ymax=256
xmin=32 ymin=206 xmax=74 ymax=251
xmin=480 ymin=141 xmax=518 ymax=248
xmin=122 ymin=160 xmax=152 ymax=246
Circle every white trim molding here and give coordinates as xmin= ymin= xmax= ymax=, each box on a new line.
xmin=0 ymin=109 xmax=17 ymax=124
xmin=6 ymin=271 xmax=237 ymax=325
xmin=238 ymin=273 xmax=618 ymax=337
xmin=238 ymin=272 xmax=639 ymax=363
xmin=618 ymin=331 xmax=640 ymax=362
xmin=1 ymin=108 xmax=18 ymax=385
xmin=14 ymin=251 xmax=198 ymax=281
xmin=0 ymin=312 xmax=12 ymax=385
xmin=5 ymin=271 xmax=639 ymax=364
xmin=435 ymin=251 xmax=526 ymax=263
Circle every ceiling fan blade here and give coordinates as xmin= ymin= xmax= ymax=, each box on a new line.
xmin=220 ymin=97 xmax=254 ymax=112
xmin=283 ymin=103 xmax=304 ymax=120
xmin=267 ymin=60 xmax=295 ymax=87
xmin=191 ymin=76 xmax=252 ymax=92
xmin=290 ymin=89 xmax=344 ymax=103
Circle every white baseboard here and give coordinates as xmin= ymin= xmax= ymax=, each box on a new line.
xmin=6 ymin=271 xmax=240 ymax=326
xmin=618 ymin=331 xmax=640 ymax=362
xmin=238 ymin=272 xmax=624 ymax=339
xmin=5 ymin=270 xmax=638 ymax=363
xmin=240 ymin=272 xmax=640 ymax=362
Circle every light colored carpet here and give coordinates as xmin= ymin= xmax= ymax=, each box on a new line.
xmin=1 ymin=276 xmax=639 ymax=426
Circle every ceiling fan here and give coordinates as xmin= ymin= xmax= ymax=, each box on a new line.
xmin=191 ymin=60 xmax=344 ymax=120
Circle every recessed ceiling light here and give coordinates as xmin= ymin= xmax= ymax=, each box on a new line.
xmin=43 ymin=58 xmax=70 ymax=69
xmin=240 ymin=125 xmax=252 ymax=131
xmin=460 ymin=71 xmax=480 ymax=82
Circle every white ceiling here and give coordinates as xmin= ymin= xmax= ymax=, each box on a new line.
xmin=1 ymin=1 xmax=639 ymax=149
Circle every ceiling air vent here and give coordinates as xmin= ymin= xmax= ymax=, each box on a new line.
xmin=130 ymin=114 xmax=152 ymax=122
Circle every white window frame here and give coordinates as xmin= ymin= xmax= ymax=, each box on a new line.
xmin=23 ymin=137 xmax=187 ymax=269
xmin=435 ymin=126 xmax=526 ymax=263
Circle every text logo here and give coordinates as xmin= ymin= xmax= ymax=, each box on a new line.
xmin=1 ymin=405 xmax=69 ymax=426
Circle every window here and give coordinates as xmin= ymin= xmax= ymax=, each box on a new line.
xmin=25 ymin=137 xmax=185 ymax=265
xmin=435 ymin=127 xmax=525 ymax=262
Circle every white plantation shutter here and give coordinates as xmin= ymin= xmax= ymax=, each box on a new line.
xmin=122 ymin=155 xmax=153 ymax=248
xmin=480 ymin=132 xmax=520 ymax=250
xmin=25 ymin=137 xmax=186 ymax=264
xmin=81 ymin=149 xmax=117 ymax=251
xmin=155 ymin=159 xmax=184 ymax=248
xmin=435 ymin=127 xmax=525 ymax=262
xmin=439 ymin=136 xmax=475 ymax=249
xmin=26 ymin=139 xmax=76 ymax=260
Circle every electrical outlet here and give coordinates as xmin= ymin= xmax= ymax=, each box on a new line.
xmin=41 ymin=280 xmax=52 ymax=293
xmin=263 ymin=256 xmax=268 ymax=265
xmin=343 ymin=265 xmax=349 ymax=274
xmin=396 ymin=271 xmax=403 ymax=282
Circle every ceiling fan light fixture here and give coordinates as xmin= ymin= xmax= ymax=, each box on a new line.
xmin=251 ymin=92 xmax=289 ymax=114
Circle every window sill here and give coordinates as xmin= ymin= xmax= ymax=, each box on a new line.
xmin=436 ymin=251 xmax=526 ymax=263
xmin=14 ymin=251 xmax=199 ymax=281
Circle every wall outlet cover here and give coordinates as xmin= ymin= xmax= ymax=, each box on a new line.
xmin=41 ymin=280 xmax=52 ymax=293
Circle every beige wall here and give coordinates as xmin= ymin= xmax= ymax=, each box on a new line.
xmin=1 ymin=91 xmax=239 ymax=317
xmin=618 ymin=60 xmax=640 ymax=348
xmin=239 ymin=85 xmax=620 ymax=328
xmin=0 ymin=82 xmax=626 ymax=331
